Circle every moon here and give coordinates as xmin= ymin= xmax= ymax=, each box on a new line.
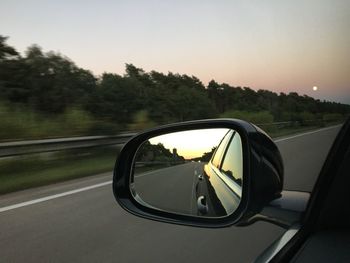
xmin=313 ymin=86 xmax=318 ymax=91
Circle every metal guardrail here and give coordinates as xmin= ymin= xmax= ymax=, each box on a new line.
xmin=0 ymin=132 xmax=137 ymax=158
xmin=256 ymin=121 xmax=295 ymax=126
xmin=0 ymin=119 xmax=331 ymax=158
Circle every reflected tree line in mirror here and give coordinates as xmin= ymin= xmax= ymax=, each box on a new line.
xmin=134 ymin=141 xmax=217 ymax=175
xmin=1 ymin=35 xmax=349 ymax=140
xmin=134 ymin=142 xmax=186 ymax=174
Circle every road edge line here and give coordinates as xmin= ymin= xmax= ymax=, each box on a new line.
xmin=0 ymin=181 xmax=112 ymax=213
xmin=0 ymin=124 xmax=342 ymax=213
xmin=274 ymin=124 xmax=341 ymax=143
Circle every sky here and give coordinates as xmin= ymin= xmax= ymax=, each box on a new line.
xmin=149 ymin=128 xmax=229 ymax=159
xmin=1 ymin=0 xmax=349 ymax=103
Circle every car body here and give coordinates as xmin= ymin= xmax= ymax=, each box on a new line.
xmin=195 ymin=129 xmax=242 ymax=216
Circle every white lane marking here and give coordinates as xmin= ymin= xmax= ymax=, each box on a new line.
xmin=274 ymin=125 xmax=341 ymax=143
xmin=190 ymin=168 xmax=197 ymax=214
xmin=134 ymin=162 xmax=192 ymax=178
xmin=134 ymin=166 xmax=176 ymax=178
xmin=0 ymin=181 xmax=112 ymax=213
xmin=0 ymin=124 xmax=341 ymax=213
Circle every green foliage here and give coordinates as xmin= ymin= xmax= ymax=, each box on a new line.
xmin=0 ymin=36 xmax=19 ymax=60
xmin=0 ymin=35 xmax=349 ymax=141
xmin=220 ymin=110 xmax=274 ymax=124
xmin=128 ymin=110 xmax=156 ymax=131
xmin=59 ymin=107 xmax=95 ymax=134
xmin=0 ymin=147 xmax=117 ymax=194
xmin=199 ymin=147 xmax=217 ymax=162
xmin=136 ymin=141 xmax=172 ymax=162
xmin=87 ymin=73 xmax=141 ymax=124
xmin=0 ymin=102 xmax=96 ymax=140
xmin=323 ymin=113 xmax=344 ymax=122
xmin=0 ymin=102 xmax=28 ymax=139
xmin=297 ymin=111 xmax=317 ymax=125
xmin=1 ymin=42 xmax=96 ymax=114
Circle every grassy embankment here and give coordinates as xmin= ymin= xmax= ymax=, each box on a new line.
xmin=0 ymin=102 xmax=346 ymax=195
xmin=0 ymin=122 xmax=342 ymax=195
xmin=0 ymin=148 xmax=118 ymax=195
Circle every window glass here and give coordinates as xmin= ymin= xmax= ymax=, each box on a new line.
xmin=221 ymin=132 xmax=243 ymax=186
xmin=211 ymin=130 xmax=233 ymax=168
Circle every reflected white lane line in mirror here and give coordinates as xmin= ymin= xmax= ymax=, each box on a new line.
xmin=190 ymin=168 xmax=197 ymax=214
xmin=134 ymin=165 xmax=181 ymax=178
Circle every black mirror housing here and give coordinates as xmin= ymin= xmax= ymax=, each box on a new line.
xmin=113 ymin=119 xmax=283 ymax=228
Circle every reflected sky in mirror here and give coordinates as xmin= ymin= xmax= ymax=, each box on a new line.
xmin=149 ymin=128 xmax=229 ymax=160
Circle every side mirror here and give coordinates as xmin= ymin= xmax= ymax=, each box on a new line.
xmin=113 ymin=119 xmax=283 ymax=228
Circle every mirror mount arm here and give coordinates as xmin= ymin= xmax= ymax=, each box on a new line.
xmin=237 ymin=190 xmax=310 ymax=229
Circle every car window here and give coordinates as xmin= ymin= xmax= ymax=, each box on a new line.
xmin=221 ymin=132 xmax=243 ymax=186
xmin=211 ymin=130 xmax=233 ymax=168
xmin=1 ymin=1 xmax=349 ymax=263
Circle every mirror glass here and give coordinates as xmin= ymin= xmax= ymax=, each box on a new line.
xmin=131 ymin=128 xmax=243 ymax=218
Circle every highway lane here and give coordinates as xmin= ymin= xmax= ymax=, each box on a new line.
xmin=275 ymin=125 xmax=340 ymax=191
xmin=134 ymin=161 xmax=240 ymax=217
xmin=134 ymin=162 xmax=203 ymax=215
xmin=0 ymin=125 xmax=341 ymax=263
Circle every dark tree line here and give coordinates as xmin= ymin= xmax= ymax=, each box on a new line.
xmin=1 ymin=35 xmax=349 ymax=136
xmin=135 ymin=141 xmax=185 ymax=164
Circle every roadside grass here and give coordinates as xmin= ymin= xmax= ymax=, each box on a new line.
xmin=0 ymin=122 xmax=342 ymax=195
xmin=267 ymin=125 xmax=324 ymax=138
xmin=0 ymin=147 xmax=118 ymax=195
xmin=259 ymin=121 xmax=342 ymax=139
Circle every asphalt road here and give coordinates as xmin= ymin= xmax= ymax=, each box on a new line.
xmin=134 ymin=162 xmax=203 ymax=215
xmin=0 ymin=125 xmax=340 ymax=263
xmin=134 ymin=162 xmax=240 ymax=217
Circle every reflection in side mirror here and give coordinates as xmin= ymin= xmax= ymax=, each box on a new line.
xmin=131 ymin=128 xmax=243 ymax=218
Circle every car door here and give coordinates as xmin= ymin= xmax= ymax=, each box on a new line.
xmin=196 ymin=130 xmax=242 ymax=216
xmin=256 ymin=118 xmax=350 ymax=262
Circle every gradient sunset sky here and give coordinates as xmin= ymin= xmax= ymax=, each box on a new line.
xmin=1 ymin=0 xmax=349 ymax=103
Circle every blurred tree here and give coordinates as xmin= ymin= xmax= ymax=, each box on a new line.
xmin=0 ymin=36 xmax=19 ymax=60
xmin=87 ymin=73 xmax=142 ymax=124
xmin=0 ymin=35 xmax=349 ymax=139
xmin=23 ymin=46 xmax=96 ymax=113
